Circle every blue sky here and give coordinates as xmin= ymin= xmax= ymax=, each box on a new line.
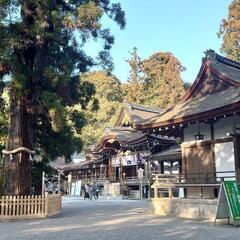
xmin=84 ymin=0 xmax=231 ymax=84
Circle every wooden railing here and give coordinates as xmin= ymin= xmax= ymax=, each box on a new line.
xmin=151 ymin=171 xmax=236 ymax=199
xmin=47 ymin=193 xmax=62 ymax=217
xmin=152 ymin=171 xmax=236 ymax=185
xmin=80 ymin=178 xmax=109 ymax=185
xmin=124 ymin=177 xmax=149 ymax=184
xmin=0 ymin=193 xmax=61 ymax=220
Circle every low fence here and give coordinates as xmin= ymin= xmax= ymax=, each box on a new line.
xmin=0 ymin=193 xmax=61 ymax=220
xmin=47 ymin=194 xmax=62 ymax=217
xmin=151 ymin=171 xmax=236 ymax=199
xmin=152 ymin=171 xmax=236 ymax=184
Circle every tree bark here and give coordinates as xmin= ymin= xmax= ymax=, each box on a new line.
xmin=3 ymin=91 xmax=33 ymax=196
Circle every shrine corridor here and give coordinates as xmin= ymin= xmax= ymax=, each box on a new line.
xmin=0 ymin=197 xmax=239 ymax=240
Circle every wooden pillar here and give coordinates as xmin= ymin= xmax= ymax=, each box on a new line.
xmin=210 ymin=122 xmax=214 ymax=140
xmin=41 ymin=171 xmax=45 ymax=196
xmin=119 ymin=157 xmax=122 ymax=181
xmin=168 ymin=188 xmax=173 ymax=198
xmin=233 ymin=136 xmax=240 ymax=183
xmin=104 ymin=165 xmax=107 ymax=179
xmin=160 ymin=161 xmax=164 ymax=174
xmin=108 ymin=158 xmax=112 ymax=182
xmin=144 ymin=161 xmax=148 ymax=178
xmin=154 ymin=186 xmax=158 ymax=198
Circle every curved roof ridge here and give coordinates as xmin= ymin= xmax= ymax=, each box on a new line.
xmin=127 ymin=102 xmax=163 ymax=114
xmin=205 ymin=49 xmax=240 ymax=70
xmin=215 ymin=53 xmax=240 ymax=70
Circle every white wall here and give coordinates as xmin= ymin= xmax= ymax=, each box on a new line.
xmin=183 ymin=116 xmax=240 ymax=141
xmin=214 ymin=116 xmax=240 ymax=139
xmin=182 ymin=116 xmax=238 ymax=179
xmin=214 ymin=141 xmax=235 ymax=179
xmin=183 ymin=122 xmax=211 ymax=142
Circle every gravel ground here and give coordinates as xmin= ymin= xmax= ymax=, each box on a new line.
xmin=0 ymin=196 xmax=239 ymax=240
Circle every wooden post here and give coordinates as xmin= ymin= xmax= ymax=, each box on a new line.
xmin=120 ymin=157 xmax=122 ymax=182
xmin=233 ymin=135 xmax=240 ymax=183
xmin=169 ymin=188 xmax=173 ymax=198
xmin=140 ymin=178 xmax=143 ymax=199
xmin=12 ymin=196 xmax=16 ymax=216
xmin=42 ymin=171 xmax=45 ymax=196
xmin=45 ymin=192 xmax=49 ymax=216
xmin=108 ymin=157 xmax=112 ymax=182
xmin=154 ymin=186 xmax=158 ymax=198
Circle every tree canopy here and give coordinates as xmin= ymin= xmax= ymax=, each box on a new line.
xmin=80 ymin=71 xmax=123 ymax=146
xmin=0 ymin=0 xmax=125 ymax=195
xmin=123 ymin=47 xmax=145 ymax=104
xmin=218 ymin=0 xmax=240 ymax=61
xmin=124 ymin=50 xmax=186 ymax=109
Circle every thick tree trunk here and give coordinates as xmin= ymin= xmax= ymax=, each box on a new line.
xmin=3 ymin=91 xmax=33 ymax=196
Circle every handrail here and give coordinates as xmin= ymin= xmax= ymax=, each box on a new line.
xmin=152 ymin=171 xmax=236 ymax=184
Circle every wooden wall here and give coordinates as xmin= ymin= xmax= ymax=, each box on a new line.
xmin=182 ymin=140 xmax=216 ymax=198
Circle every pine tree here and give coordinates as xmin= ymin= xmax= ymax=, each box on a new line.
xmin=0 ymin=0 xmax=125 ymax=195
xmin=124 ymin=47 xmax=145 ymax=104
xmin=218 ymin=0 xmax=240 ymax=61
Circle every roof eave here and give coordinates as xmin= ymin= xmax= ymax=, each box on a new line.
xmin=134 ymin=101 xmax=240 ymax=130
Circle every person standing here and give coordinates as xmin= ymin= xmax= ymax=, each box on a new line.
xmin=84 ymin=184 xmax=90 ymax=200
xmin=95 ymin=184 xmax=99 ymax=199
xmin=92 ymin=183 xmax=99 ymax=199
xmin=88 ymin=183 xmax=93 ymax=199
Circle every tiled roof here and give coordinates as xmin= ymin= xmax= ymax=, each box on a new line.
xmin=136 ymin=87 xmax=240 ymax=127
xmin=211 ymin=61 xmax=240 ymax=84
xmin=150 ymin=145 xmax=181 ymax=161
xmin=97 ymin=128 xmax=176 ymax=149
xmin=114 ymin=103 xmax=163 ymax=126
xmin=125 ymin=103 xmax=163 ymax=124
xmin=135 ymin=51 xmax=240 ymax=128
xmin=127 ymin=103 xmax=162 ymax=114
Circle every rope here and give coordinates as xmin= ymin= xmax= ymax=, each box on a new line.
xmin=2 ymin=147 xmax=35 ymax=155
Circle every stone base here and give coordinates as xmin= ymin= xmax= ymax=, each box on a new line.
xmin=151 ymin=198 xmax=217 ymax=220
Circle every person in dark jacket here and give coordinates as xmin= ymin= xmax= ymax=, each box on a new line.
xmin=84 ymin=184 xmax=91 ymax=200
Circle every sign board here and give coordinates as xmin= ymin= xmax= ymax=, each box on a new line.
xmin=70 ymin=180 xmax=81 ymax=196
xmin=111 ymin=151 xmax=150 ymax=167
xmin=104 ymin=183 xmax=120 ymax=197
xmin=214 ymin=181 xmax=240 ymax=226
xmin=137 ymin=168 xmax=144 ymax=179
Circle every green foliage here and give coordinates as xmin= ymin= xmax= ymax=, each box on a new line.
xmin=80 ymin=71 xmax=123 ymax=146
xmin=218 ymin=0 xmax=240 ymax=61
xmin=0 ymin=152 xmax=3 ymax=196
xmin=31 ymin=160 xmax=56 ymax=194
xmin=0 ymin=89 xmax=8 ymax=152
xmin=142 ymin=52 xmax=186 ymax=108
xmin=0 ymin=0 xmax=126 ymax=163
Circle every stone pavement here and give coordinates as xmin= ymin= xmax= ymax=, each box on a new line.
xmin=0 ymin=196 xmax=239 ymax=240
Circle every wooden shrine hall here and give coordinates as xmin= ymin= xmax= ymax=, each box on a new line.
xmin=135 ymin=49 xmax=240 ymax=199
xmin=59 ymin=103 xmax=177 ymax=198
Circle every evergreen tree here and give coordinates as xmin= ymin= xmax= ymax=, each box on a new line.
xmin=218 ymin=0 xmax=240 ymax=61
xmin=124 ymin=47 xmax=144 ymax=104
xmin=141 ymin=52 xmax=185 ymax=108
xmin=0 ymin=1 xmax=125 ymax=195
